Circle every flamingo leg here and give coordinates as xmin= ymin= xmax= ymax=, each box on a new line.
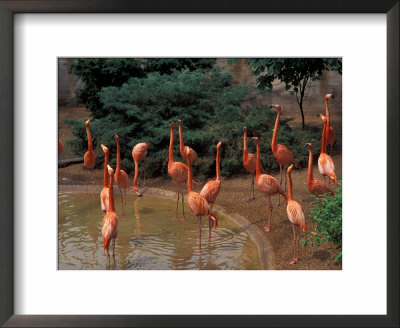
xmin=251 ymin=173 xmax=256 ymax=201
xmin=143 ymin=158 xmax=147 ymax=187
xmin=180 ymin=185 xmax=186 ymax=221
xmin=290 ymin=225 xmax=297 ymax=265
xmin=90 ymin=169 xmax=95 ymax=198
xmin=276 ymin=165 xmax=283 ymax=207
xmin=296 ymin=231 xmax=300 ymax=262
xmin=247 ymin=173 xmax=255 ymax=203
xmin=264 ymin=196 xmax=272 ymax=232
xmin=85 ymin=169 xmax=89 ymax=197
xmin=208 ymin=217 xmax=212 ymax=239
xmin=197 ymin=216 xmax=202 ymax=255
xmin=173 ymin=184 xmax=179 ymax=220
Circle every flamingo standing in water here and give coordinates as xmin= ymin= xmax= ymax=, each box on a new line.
xmin=286 ymin=164 xmax=307 ymax=264
xmin=113 ymin=135 xmax=130 ymax=213
xmin=324 ymin=94 xmax=336 ymax=156
xmin=132 ymin=141 xmax=150 ymax=196
xmin=252 ymin=137 xmax=287 ymax=232
xmin=270 ymin=104 xmax=297 ymax=205
xmin=83 ymin=119 xmax=95 ymax=196
xmin=168 ymin=122 xmax=189 ymax=220
xmin=100 ymin=144 xmax=110 ymax=213
xmin=178 ymin=120 xmax=200 ymax=164
xmin=102 ymin=164 xmax=118 ymax=257
xmin=305 ymin=143 xmax=333 ymax=196
xmin=318 ymin=115 xmax=337 ymax=186
xmin=200 ymin=141 xmax=222 ymax=236
xmin=186 ymin=147 xmax=216 ymax=252
xmin=243 ymin=127 xmax=257 ymax=202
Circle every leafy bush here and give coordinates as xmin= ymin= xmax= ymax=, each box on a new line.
xmin=302 ymin=183 xmax=342 ymax=262
xmin=70 ymin=58 xmax=216 ymax=118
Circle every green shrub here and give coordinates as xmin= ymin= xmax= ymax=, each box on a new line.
xmin=302 ymin=183 xmax=342 ymax=262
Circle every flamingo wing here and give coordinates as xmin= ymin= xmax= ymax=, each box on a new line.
xmin=274 ymin=144 xmax=295 ymax=166
xmin=188 ymin=192 xmax=210 ymax=217
xmin=169 ymin=161 xmax=188 ymax=184
xmin=310 ymin=179 xmax=333 ymax=196
xmin=200 ymin=180 xmax=221 ymax=204
xmin=318 ymin=153 xmax=335 ymax=175
xmin=286 ymin=201 xmax=306 ymax=229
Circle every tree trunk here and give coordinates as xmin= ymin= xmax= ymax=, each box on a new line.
xmin=300 ymin=102 xmax=305 ymax=129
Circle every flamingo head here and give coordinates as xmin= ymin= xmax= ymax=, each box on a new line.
xmin=287 ymin=164 xmax=294 ymax=174
xmin=319 ymin=114 xmax=327 ymax=123
xmin=144 ymin=141 xmax=151 ymax=148
xmin=178 ymin=120 xmax=182 ymax=127
xmin=325 ymin=93 xmax=334 ymax=101
xmin=113 ymin=134 xmax=119 ymax=141
xmin=217 ymin=141 xmax=222 ymax=149
xmin=84 ymin=119 xmax=91 ymax=127
xmin=251 ymin=136 xmax=259 ymax=145
xmin=185 ymin=147 xmax=191 ymax=159
xmin=305 ymin=142 xmax=313 ymax=150
xmin=169 ymin=121 xmax=174 ymax=129
xmin=302 ymin=222 xmax=307 ymax=232
xmin=100 ymin=144 xmax=109 ymax=154
xmin=270 ymin=104 xmax=281 ymax=111
xmin=107 ymin=164 xmax=114 ymax=176
xmin=243 ymin=126 xmax=247 ymax=132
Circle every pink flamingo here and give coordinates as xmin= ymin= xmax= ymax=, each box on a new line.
xmin=286 ymin=164 xmax=307 ymax=264
xmin=270 ymin=104 xmax=298 ymax=205
xmin=178 ymin=120 xmax=200 ymax=164
xmin=58 ymin=138 xmax=63 ymax=155
xmin=83 ymin=119 xmax=95 ymax=196
xmin=318 ymin=115 xmax=337 ymax=186
xmin=324 ymin=94 xmax=336 ymax=156
xmin=102 ymin=164 xmax=118 ymax=257
xmin=305 ymin=143 xmax=333 ymax=196
xmin=100 ymin=144 xmax=110 ymax=213
xmin=243 ymin=127 xmax=257 ymax=202
xmin=113 ymin=135 xmax=130 ymax=213
xmin=252 ymin=137 xmax=288 ymax=232
xmin=186 ymin=147 xmax=216 ymax=252
xmin=168 ymin=122 xmax=189 ymax=220
xmin=132 ymin=141 xmax=150 ymax=196
xmin=200 ymin=141 xmax=222 ymax=236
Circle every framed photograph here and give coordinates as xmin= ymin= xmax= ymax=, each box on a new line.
xmin=1 ymin=1 xmax=398 ymax=327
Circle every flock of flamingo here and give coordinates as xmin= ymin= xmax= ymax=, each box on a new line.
xmin=58 ymin=94 xmax=338 ymax=265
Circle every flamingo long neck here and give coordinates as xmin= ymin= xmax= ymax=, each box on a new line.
xmin=307 ymin=147 xmax=313 ymax=188
xmin=325 ymin=99 xmax=331 ymax=130
xmin=85 ymin=125 xmax=93 ymax=152
xmin=255 ymin=142 xmax=261 ymax=177
xmin=216 ymin=146 xmax=221 ymax=181
xmin=243 ymin=130 xmax=248 ymax=152
xmin=116 ymin=139 xmax=121 ymax=172
xmin=103 ymin=152 xmax=109 ymax=188
xmin=271 ymin=110 xmax=280 ymax=153
xmin=187 ymin=156 xmax=193 ymax=194
xmin=288 ymin=170 xmax=293 ymax=201
xmin=168 ymin=126 xmax=174 ymax=166
xmin=108 ymin=172 xmax=115 ymax=212
xmin=320 ymin=120 xmax=327 ymax=154
xmin=178 ymin=124 xmax=185 ymax=155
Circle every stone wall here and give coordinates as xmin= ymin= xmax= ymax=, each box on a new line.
xmin=58 ymin=58 xmax=82 ymax=107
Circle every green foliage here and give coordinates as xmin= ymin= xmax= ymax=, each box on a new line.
xmin=302 ymin=183 xmax=342 ymax=262
xmin=246 ymin=58 xmax=342 ymax=128
xmin=70 ymin=58 xmax=216 ymax=118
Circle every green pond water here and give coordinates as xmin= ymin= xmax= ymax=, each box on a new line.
xmin=58 ymin=193 xmax=262 ymax=270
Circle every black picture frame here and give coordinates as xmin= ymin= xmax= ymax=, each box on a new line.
xmin=0 ymin=1 xmax=398 ymax=327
